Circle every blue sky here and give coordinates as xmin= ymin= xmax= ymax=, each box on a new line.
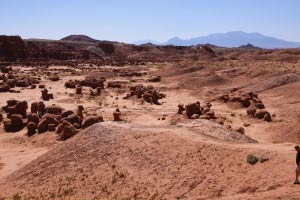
xmin=1 ymin=0 xmax=299 ymax=43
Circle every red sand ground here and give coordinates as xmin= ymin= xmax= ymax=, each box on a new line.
xmin=1 ymin=50 xmax=300 ymax=199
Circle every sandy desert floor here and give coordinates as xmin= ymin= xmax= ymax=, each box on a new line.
xmin=1 ymin=59 xmax=300 ymax=199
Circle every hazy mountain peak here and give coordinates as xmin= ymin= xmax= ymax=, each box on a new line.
xmin=134 ymin=39 xmax=160 ymax=45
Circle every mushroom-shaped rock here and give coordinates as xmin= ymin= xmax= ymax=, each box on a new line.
xmin=46 ymin=105 xmax=63 ymax=115
xmin=27 ymin=122 xmax=37 ymax=137
xmin=27 ymin=113 xmax=39 ymax=125
xmin=57 ymin=124 xmax=78 ymax=141
xmin=113 ymin=108 xmax=122 ymax=121
xmin=177 ymin=104 xmax=185 ymax=115
xmin=82 ymin=116 xmax=103 ymax=129
xmin=61 ymin=110 xmax=75 ymax=118
xmin=62 ymin=114 xmax=82 ymax=126
xmin=4 ymin=114 xmax=24 ymax=132
xmin=185 ymin=102 xmax=202 ymax=119
xmin=255 ymin=110 xmax=270 ymax=119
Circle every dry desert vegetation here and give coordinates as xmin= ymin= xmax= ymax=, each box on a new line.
xmin=0 ymin=35 xmax=300 ymax=199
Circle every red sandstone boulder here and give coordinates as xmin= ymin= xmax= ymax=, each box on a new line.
xmin=27 ymin=122 xmax=37 ymax=136
xmin=82 ymin=116 xmax=103 ymax=129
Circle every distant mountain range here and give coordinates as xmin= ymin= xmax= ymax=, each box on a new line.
xmin=59 ymin=32 xmax=300 ymax=49
xmin=134 ymin=31 xmax=300 ymax=49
